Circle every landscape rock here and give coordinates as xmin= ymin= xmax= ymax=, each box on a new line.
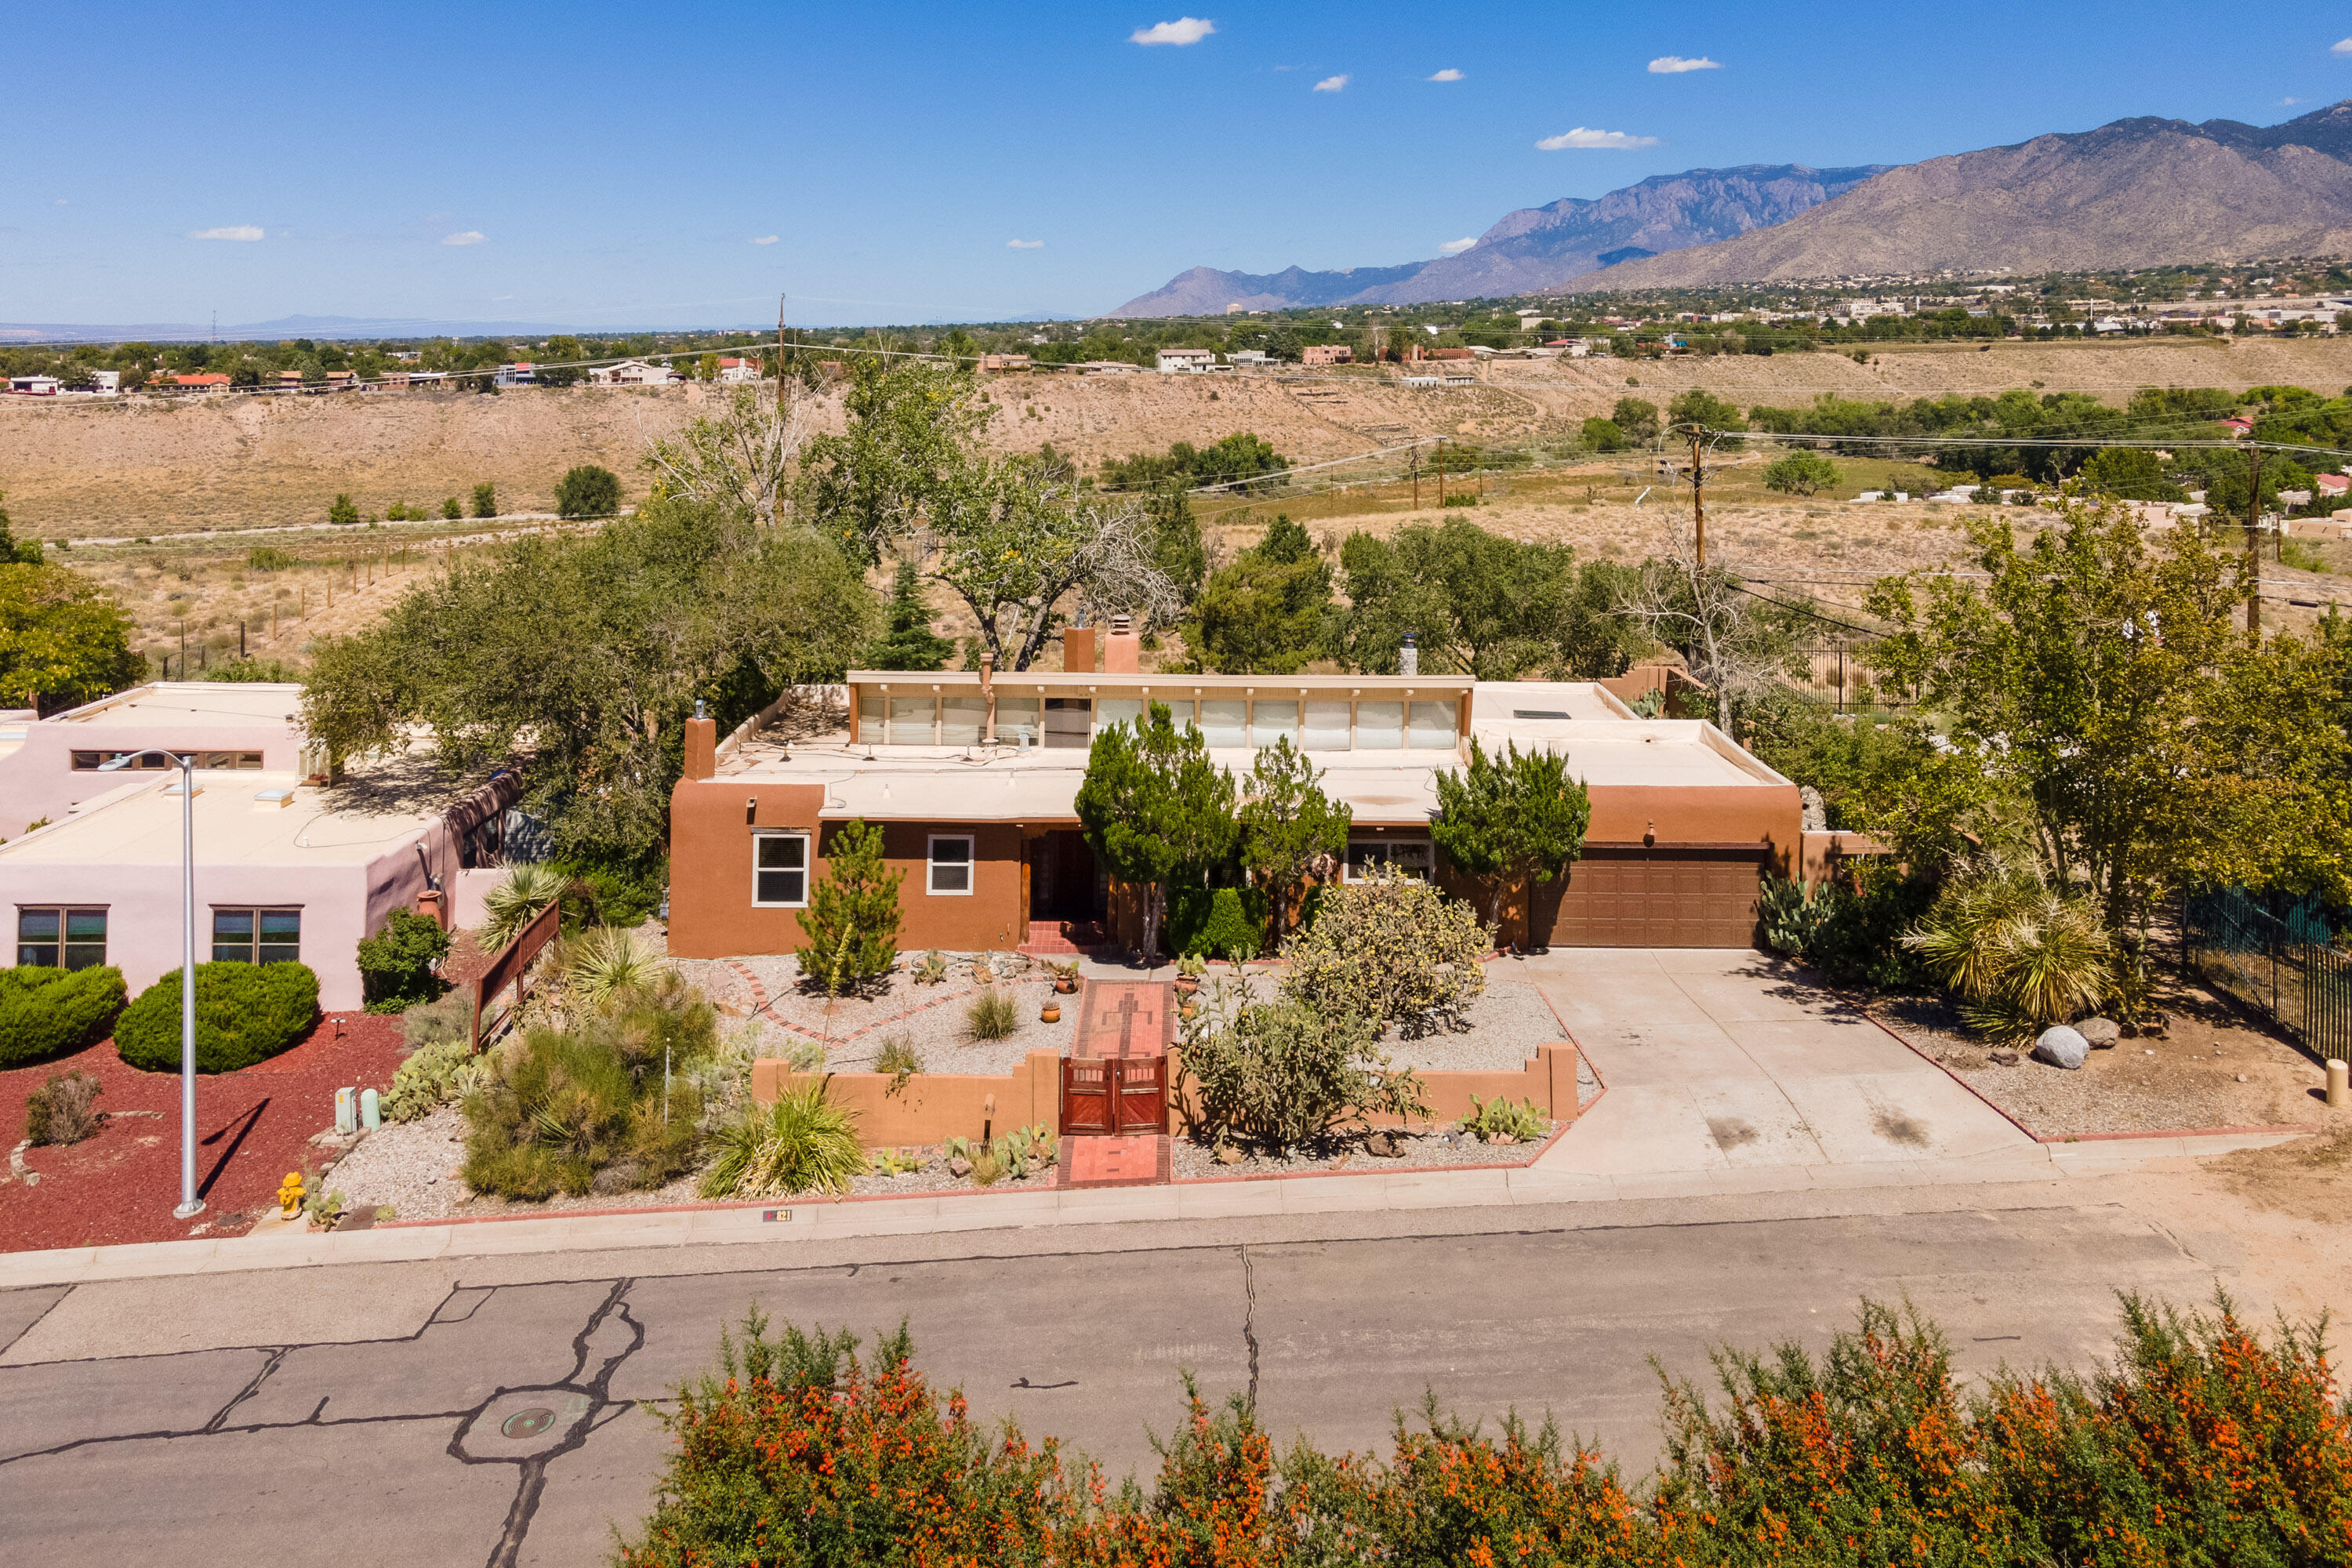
xmin=1799 ymin=785 xmax=1828 ymax=831
xmin=1365 ymin=1131 xmax=1403 ymax=1159
xmin=2034 ymin=1025 xmax=2090 ymax=1070
xmin=1988 ymin=1049 xmax=2021 ymax=1066
xmin=948 ymin=1156 xmax=972 ymax=1177
xmin=589 ymin=1161 xmax=642 ymax=1196
xmin=2076 ymin=1017 xmax=2122 ymax=1048
xmin=1215 ymin=1144 xmax=1246 ymax=1165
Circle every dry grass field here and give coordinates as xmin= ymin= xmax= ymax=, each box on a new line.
xmin=11 ymin=335 xmax=2352 ymax=671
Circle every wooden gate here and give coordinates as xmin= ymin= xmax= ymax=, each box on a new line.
xmin=1060 ymin=1056 xmax=1166 ymax=1136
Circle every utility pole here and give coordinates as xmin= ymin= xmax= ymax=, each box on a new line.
xmin=775 ymin=292 xmax=789 ymax=419
xmin=1690 ymin=427 xmax=1708 ymax=568
xmin=1410 ymin=445 xmax=1420 ymax=509
xmin=1435 ymin=438 xmax=1446 ymax=507
xmin=2246 ymin=445 xmax=2263 ymax=634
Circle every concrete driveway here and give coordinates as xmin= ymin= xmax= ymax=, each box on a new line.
xmin=1525 ymin=949 xmax=2037 ymax=1185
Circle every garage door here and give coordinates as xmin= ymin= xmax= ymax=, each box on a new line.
xmin=1540 ymin=846 xmax=1766 ymax=948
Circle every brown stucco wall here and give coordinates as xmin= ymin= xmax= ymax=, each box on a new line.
xmin=1585 ymin=782 xmax=1802 ymax=874
xmin=666 ymin=776 xmax=1033 ymax=958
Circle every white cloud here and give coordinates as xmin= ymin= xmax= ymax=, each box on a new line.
xmin=442 ymin=230 xmax=486 ymax=245
xmin=1312 ymin=74 xmax=1348 ymax=92
xmin=750 ymin=234 xmax=779 ymax=245
xmin=53 ymin=198 xmax=67 ymax=207
xmin=1536 ymin=127 xmax=1659 ymax=150
xmin=2333 ymin=36 xmax=2352 ymax=53
xmin=1131 ymin=16 xmax=1214 ymax=45
xmin=189 ymin=224 xmax=263 ymax=241
xmin=1648 ymin=55 xmax=1720 ymax=73
xmin=1007 ymin=238 xmax=1045 ymax=249
xmin=1438 ymin=236 xmax=1477 ymax=255
xmin=2284 ymin=96 xmax=2305 ymax=105
xmin=1427 ymin=67 xmax=1464 ymax=82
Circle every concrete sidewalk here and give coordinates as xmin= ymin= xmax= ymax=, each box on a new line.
xmin=1526 ymin=947 xmax=2034 ymax=1178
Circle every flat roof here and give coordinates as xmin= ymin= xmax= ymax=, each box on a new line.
xmin=47 ymin=682 xmax=304 ymax=729
xmin=0 ymin=753 xmax=498 ymax=869
xmin=846 ymin=670 xmax=1475 ymax=693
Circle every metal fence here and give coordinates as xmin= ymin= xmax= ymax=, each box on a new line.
xmin=2181 ymin=888 xmax=2352 ymax=1064
xmin=1782 ymin=644 xmax=1917 ymax=712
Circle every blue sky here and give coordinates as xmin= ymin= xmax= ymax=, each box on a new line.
xmin=9 ymin=1 xmax=2352 ymax=330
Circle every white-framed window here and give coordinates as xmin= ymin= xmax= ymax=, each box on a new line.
xmin=1344 ymin=837 xmax=1432 ymax=882
xmin=927 ymin=833 xmax=974 ymax=895
xmin=753 ymin=832 xmax=809 ymax=906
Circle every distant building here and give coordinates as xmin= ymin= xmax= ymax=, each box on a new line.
xmin=1301 ymin=344 xmax=1353 ymax=365
xmin=276 ymin=370 xmax=304 ymax=389
xmin=325 ymin=370 xmax=357 ymax=390
xmin=6 ymin=376 xmax=60 ymax=397
xmin=1156 ymin=347 xmax=1218 ymax=373
xmin=494 ymin=361 xmax=535 ymax=387
xmin=157 ymin=373 xmax=230 ymax=394
xmin=589 ymin=360 xmax=677 ymax=387
xmin=717 ymin=356 xmax=762 ymax=383
xmin=977 ymin=354 xmax=1033 ymax=373
xmin=85 ymin=371 xmax=121 ymax=396
xmin=2316 ymin=473 xmax=2350 ymax=500
xmin=1078 ymin=360 xmax=1141 ymax=375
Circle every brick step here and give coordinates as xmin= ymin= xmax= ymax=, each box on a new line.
xmin=1018 ymin=920 xmax=1105 ymax=956
xmin=1059 ymin=1134 xmax=1172 ymax=1189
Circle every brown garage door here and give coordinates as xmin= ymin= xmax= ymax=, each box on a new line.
xmin=1541 ymin=846 xmax=1766 ymax=948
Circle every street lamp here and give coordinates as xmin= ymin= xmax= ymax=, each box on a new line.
xmin=99 ymin=748 xmax=201 ymax=1219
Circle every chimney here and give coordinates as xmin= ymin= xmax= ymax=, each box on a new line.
xmin=1399 ymin=631 xmax=1419 ymax=677
xmin=684 ymin=697 xmax=717 ymax=782
xmin=979 ymin=651 xmax=996 ymax=742
xmin=1105 ymin=613 xmax=1141 ymax=673
xmin=1062 ymin=622 xmax=1098 ymax=674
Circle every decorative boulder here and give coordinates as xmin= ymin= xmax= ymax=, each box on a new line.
xmin=1799 ymin=785 xmax=1828 ymax=832
xmin=2076 ymin=1016 xmax=2122 ymax=1049
xmin=2034 ymin=1025 xmax=2089 ymax=1070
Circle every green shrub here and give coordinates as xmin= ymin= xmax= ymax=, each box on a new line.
xmin=796 ymin=818 xmax=902 ymax=995
xmin=0 ymin=965 xmax=127 ymax=1069
xmin=1165 ymin=885 xmax=1268 ymax=959
xmin=1460 ymin=1093 xmax=1548 ymax=1143
xmin=554 ymin=464 xmax=623 ymax=518
xmin=25 ymin=1069 xmax=103 ymax=1145
xmin=479 ymin=862 xmax=566 ymax=949
xmin=546 ymin=858 xmax=665 ymax=934
xmin=1760 ymin=867 xmax=1939 ymax=990
xmin=966 ymin=988 xmax=1019 ymax=1040
xmin=462 ymin=1017 xmax=704 ymax=1199
xmin=401 ymin=986 xmax=474 ymax=1052
xmin=114 ymin=963 xmax=318 ymax=1073
xmin=246 ymin=546 xmax=296 ymax=571
xmin=356 ymin=908 xmax=451 ymax=1013
xmin=1280 ymin=869 xmax=1487 ymax=1038
xmin=1904 ymin=869 xmax=2116 ymax=1042
xmin=699 ymin=1080 xmax=863 ymax=1198
xmin=1762 ymin=450 xmax=1840 ymax=495
xmin=1178 ymin=991 xmax=1427 ymax=1149
xmin=561 ymin=926 xmax=660 ymax=1010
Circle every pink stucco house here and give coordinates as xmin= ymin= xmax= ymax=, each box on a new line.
xmin=0 ymin=681 xmax=312 ymax=842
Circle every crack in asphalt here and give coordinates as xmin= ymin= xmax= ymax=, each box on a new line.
xmin=204 ymin=1345 xmax=289 ymax=1433
xmin=1240 ymin=1244 xmax=1261 ymax=1412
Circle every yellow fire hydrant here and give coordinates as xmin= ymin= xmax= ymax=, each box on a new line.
xmin=278 ymin=1171 xmax=306 ymax=1218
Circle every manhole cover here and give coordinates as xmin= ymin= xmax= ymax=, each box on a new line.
xmin=502 ymin=1406 xmax=557 ymax=1439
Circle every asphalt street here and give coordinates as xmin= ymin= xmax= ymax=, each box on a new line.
xmin=0 ymin=1194 xmax=2249 ymax=1566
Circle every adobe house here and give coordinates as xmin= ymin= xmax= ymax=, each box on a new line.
xmin=669 ymin=625 xmax=1803 ymax=958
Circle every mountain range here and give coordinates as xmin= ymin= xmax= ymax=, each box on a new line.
xmin=1112 ymin=103 xmax=2352 ymax=315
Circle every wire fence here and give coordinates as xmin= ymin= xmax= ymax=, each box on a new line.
xmin=2181 ymin=888 xmax=2352 ymax=1064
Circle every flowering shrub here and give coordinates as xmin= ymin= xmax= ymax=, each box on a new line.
xmin=623 ymin=1294 xmax=2352 ymax=1567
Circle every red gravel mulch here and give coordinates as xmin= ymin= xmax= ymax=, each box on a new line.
xmin=0 ymin=1012 xmax=408 ymax=1254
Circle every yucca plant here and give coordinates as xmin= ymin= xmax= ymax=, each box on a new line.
xmin=481 ymin=862 xmax=567 ymax=949
xmin=564 ymin=926 xmax=661 ymax=1011
xmin=699 ymin=1081 xmax=864 ymax=1198
xmin=1904 ymin=873 xmax=2114 ymax=1044
xmin=967 ymin=987 xmax=1020 ymax=1041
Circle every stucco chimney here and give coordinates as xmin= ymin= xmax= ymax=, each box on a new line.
xmin=1105 ymin=613 xmax=1141 ymax=673
xmin=684 ymin=698 xmax=717 ymax=782
xmin=1399 ymin=630 xmax=1419 ymax=677
xmin=1063 ymin=622 xmax=1098 ymax=673
xmin=980 ymin=651 xmax=996 ymax=742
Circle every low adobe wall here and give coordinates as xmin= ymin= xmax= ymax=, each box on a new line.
xmin=750 ymin=1041 xmax=1581 ymax=1147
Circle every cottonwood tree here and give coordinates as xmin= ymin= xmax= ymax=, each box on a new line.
xmin=1338 ymin=519 xmax=1642 ymax=680
xmin=800 ymin=358 xmax=994 ymax=564
xmin=1619 ymin=521 xmax=1798 ymax=731
xmin=1431 ymin=739 xmax=1591 ymax=935
xmin=1189 ymin=514 xmax=1333 ymax=673
xmin=641 ymin=383 xmax=812 ymax=527
xmin=302 ymin=497 xmax=874 ymax=870
xmin=1238 ymin=736 xmax=1351 ymax=938
xmin=1866 ymin=499 xmax=2352 ymax=931
xmin=1074 ymin=702 xmax=1236 ymax=963
xmin=0 ymin=564 xmax=145 ymax=714
xmin=927 ymin=454 xmax=1179 ymax=671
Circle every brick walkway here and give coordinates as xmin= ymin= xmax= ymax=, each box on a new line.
xmin=1069 ymin=979 xmax=1174 ymax=1060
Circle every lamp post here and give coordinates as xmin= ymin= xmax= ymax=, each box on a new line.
xmin=99 ymin=748 xmax=201 ymax=1218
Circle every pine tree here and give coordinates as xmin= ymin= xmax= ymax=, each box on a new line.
xmin=862 ymin=561 xmax=955 ymax=671
xmin=797 ymin=818 xmax=903 ymax=994
xmin=1432 ymin=739 xmax=1591 ymax=938
xmin=1075 ymin=703 xmax=1236 ymax=962
xmin=1240 ymin=735 xmax=1351 ymax=938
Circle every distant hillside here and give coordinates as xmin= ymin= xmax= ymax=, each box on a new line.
xmin=1562 ymin=103 xmax=2352 ymax=291
xmin=1108 ymin=165 xmax=1884 ymax=316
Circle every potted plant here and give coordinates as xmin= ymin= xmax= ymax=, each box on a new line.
xmin=1040 ymin=999 xmax=1062 ymax=1024
xmin=1174 ymin=953 xmax=1204 ymax=995
xmin=1051 ymin=959 xmax=1080 ymax=994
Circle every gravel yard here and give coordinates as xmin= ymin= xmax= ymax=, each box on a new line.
xmin=1184 ymin=964 xmax=1573 ymax=1073
xmin=1876 ymin=978 xmax=2347 ymax=1138
xmin=666 ymin=947 xmax=1069 ymax=1073
xmin=1171 ymin=1124 xmax=1555 ymax=1180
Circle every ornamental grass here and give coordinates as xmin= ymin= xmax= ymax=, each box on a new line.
xmin=619 ymin=1292 xmax=2352 ymax=1567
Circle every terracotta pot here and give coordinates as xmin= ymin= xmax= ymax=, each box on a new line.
xmin=1180 ymin=1000 xmax=1197 ymax=1020
xmin=1055 ymin=977 xmax=1077 ymax=994
xmin=1040 ymin=1003 xmax=1062 ymax=1023
xmin=1174 ymin=974 xmax=1200 ymax=994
